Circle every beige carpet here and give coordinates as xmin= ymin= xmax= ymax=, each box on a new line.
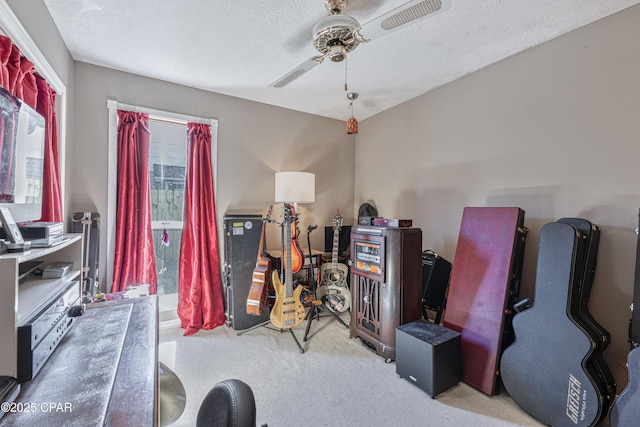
xmin=159 ymin=313 xmax=551 ymax=427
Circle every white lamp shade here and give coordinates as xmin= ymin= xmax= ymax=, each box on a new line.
xmin=275 ymin=172 xmax=315 ymax=203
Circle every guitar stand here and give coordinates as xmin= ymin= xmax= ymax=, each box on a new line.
xmin=303 ymin=225 xmax=349 ymax=342
xmin=236 ymin=214 xmax=305 ymax=354
xmin=237 ymin=319 xmax=305 ymax=354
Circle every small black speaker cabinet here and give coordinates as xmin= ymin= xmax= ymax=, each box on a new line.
xmin=396 ymin=319 xmax=461 ymax=398
xmin=421 ymin=250 xmax=451 ymax=324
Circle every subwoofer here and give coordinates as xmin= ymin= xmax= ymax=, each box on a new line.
xmin=396 ymin=319 xmax=461 ymax=398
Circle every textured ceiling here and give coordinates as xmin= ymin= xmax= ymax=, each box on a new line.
xmin=42 ymin=0 xmax=640 ymax=121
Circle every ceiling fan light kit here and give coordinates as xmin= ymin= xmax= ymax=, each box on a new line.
xmin=270 ymin=0 xmax=451 ymax=89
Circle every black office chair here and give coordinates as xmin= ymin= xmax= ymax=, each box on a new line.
xmin=196 ymin=379 xmax=266 ymax=427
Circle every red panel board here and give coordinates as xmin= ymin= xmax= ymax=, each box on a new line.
xmin=443 ymin=207 xmax=525 ymax=395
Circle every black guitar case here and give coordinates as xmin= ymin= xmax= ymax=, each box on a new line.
xmin=500 ymin=222 xmax=605 ymax=427
xmin=557 ymin=218 xmax=616 ymax=412
xmin=609 ymin=210 xmax=640 ymax=427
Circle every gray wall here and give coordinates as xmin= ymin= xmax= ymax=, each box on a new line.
xmin=355 ymin=4 xmax=640 ymax=384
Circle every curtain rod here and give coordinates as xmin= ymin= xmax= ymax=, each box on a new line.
xmin=106 ymin=99 xmax=218 ymax=127
xmin=148 ymin=114 xmax=188 ymax=126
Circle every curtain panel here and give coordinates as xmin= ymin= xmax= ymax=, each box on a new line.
xmin=35 ymin=76 xmax=62 ymax=221
xmin=111 ymin=110 xmax=158 ymax=294
xmin=177 ymin=122 xmax=225 ymax=336
xmin=0 ymin=35 xmax=62 ymax=221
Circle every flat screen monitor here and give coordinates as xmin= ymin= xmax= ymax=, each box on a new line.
xmin=324 ymin=225 xmax=352 ymax=256
xmin=0 ymin=85 xmax=45 ymax=223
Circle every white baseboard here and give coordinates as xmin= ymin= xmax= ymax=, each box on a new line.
xmin=159 ymin=318 xmax=181 ymax=332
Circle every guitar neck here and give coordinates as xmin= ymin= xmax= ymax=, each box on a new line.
xmin=284 ymin=204 xmax=294 ymax=299
xmin=258 ymin=205 xmax=272 ymax=260
xmin=257 ymin=222 xmax=267 ymax=259
xmin=632 ymin=209 xmax=640 ymax=345
xmin=331 ymin=228 xmax=339 ymax=271
xmin=330 ymin=211 xmax=343 ymax=272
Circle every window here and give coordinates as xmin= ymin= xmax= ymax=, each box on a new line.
xmin=148 ymin=119 xmax=187 ymax=295
xmin=107 ymin=100 xmax=218 ymax=324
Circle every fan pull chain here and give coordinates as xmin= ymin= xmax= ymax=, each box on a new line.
xmin=344 ymin=56 xmax=348 ymax=92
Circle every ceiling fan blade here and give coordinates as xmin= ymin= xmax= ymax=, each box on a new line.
xmin=270 ymin=55 xmax=326 ymax=88
xmin=356 ymin=0 xmax=451 ymax=41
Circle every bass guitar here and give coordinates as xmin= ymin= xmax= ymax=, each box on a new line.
xmin=246 ymin=205 xmax=273 ymax=316
xmin=319 ymin=210 xmax=350 ymax=312
xmin=270 ymin=203 xmax=306 ymax=330
xmin=609 ymin=210 xmax=640 ymax=427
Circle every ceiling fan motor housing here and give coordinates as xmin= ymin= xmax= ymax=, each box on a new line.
xmin=312 ymin=14 xmax=361 ymax=62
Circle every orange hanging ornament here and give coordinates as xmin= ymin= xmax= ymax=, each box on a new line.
xmin=346 ymin=92 xmax=359 ymax=135
xmin=346 ymin=116 xmax=358 ymax=135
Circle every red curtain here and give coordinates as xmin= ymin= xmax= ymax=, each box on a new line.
xmin=0 ymin=35 xmax=62 ymax=221
xmin=111 ymin=111 xmax=158 ymax=294
xmin=35 ymin=77 xmax=62 ymax=221
xmin=177 ymin=122 xmax=225 ymax=335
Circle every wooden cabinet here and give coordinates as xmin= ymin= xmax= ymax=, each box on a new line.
xmin=349 ymin=226 xmax=423 ymax=361
xmin=0 ymin=234 xmax=82 ymax=379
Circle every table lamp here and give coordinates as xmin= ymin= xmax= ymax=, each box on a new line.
xmin=274 ymin=172 xmax=315 ymax=207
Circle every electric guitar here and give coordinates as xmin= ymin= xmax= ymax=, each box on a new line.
xmin=246 ymin=205 xmax=273 ymax=316
xmin=319 ymin=210 xmax=350 ymax=312
xmin=283 ymin=211 xmax=304 ymax=274
xmin=270 ymin=203 xmax=306 ymax=329
xmin=609 ymin=210 xmax=640 ymax=427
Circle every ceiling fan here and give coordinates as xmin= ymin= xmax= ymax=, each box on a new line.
xmin=270 ymin=0 xmax=452 ymax=88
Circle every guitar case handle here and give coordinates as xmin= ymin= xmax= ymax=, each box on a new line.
xmin=513 ymin=297 xmax=533 ymax=313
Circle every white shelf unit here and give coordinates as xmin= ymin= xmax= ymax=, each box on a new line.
xmin=0 ymin=234 xmax=83 ymax=378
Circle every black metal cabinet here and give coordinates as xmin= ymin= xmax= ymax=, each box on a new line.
xmin=223 ymin=214 xmax=270 ymax=330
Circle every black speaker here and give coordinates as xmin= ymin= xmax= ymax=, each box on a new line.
xmin=72 ymin=212 xmax=100 ymax=296
xmin=223 ymin=214 xmax=270 ymax=330
xmin=421 ymin=250 xmax=451 ymax=324
xmin=396 ymin=319 xmax=461 ymax=398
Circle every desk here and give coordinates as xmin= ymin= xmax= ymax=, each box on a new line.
xmin=4 ymin=295 xmax=158 ymax=426
xmin=267 ymin=248 xmax=324 ymax=259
